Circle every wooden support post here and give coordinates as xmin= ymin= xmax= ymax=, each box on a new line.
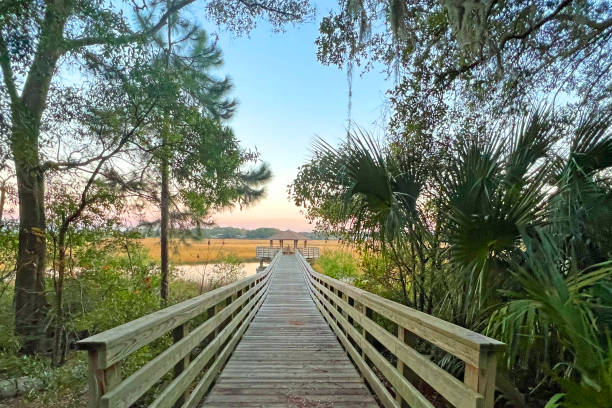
xmin=172 ymin=323 xmax=190 ymax=407
xmin=464 ymin=350 xmax=498 ymax=408
xmin=340 ymin=291 xmax=349 ymax=335
xmin=211 ymin=298 xmax=230 ymax=359
xmin=396 ymin=326 xmax=405 ymax=405
xmin=233 ymin=290 xmax=241 ymax=325
xmin=87 ymin=349 xmax=121 ymax=408
xmin=354 ymin=302 xmax=370 ymax=360
xmin=347 ymin=296 xmax=354 ymax=326
xmin=203 ymin=305 xmax=216 ymax=348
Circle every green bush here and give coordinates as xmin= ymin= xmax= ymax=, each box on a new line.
xmin=314 ymin=250 xmax=359 ymax=281
xmin=0 ymin=230 xmax=215 ymax=406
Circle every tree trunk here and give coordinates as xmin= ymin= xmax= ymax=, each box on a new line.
xmin=8 ymin=0 xmax=68 ymax=354
xmin=0 ymin=181 xmax=6 ymax=223
xmin=52 ymin=226 xmax=67 ymax=366
xmin=160 ymin=151 xmax=169 ymax=302
xmin=12 ymin=122 xmax=49 ymax=354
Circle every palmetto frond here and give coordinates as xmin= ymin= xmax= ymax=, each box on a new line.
xmin=549 ymin=109 xmax=612 ymax=267
xmin=442 ymin=110 xmax=556 ymax=308
xmin=488 ymin=231 xmax=612 ymax=385
xmin=569 ymin=111 xmax=612 ymax=176
xmin=313 ymin=129 xmax=424 ymax=246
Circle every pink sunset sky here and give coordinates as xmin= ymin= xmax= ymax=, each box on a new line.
xmin=201 ymin=5 xmax=390 ymax=231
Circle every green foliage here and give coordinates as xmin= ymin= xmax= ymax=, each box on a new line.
xmin=488 ymin=232 xmax=612 ymax=381
xmin=206 ymin=252 xmax=246 ymax=290
xmin=555 ymin=346 xmax=612 ymax=408
xmin=318 ymin=0 xmax=611 ymax=138
xmin=314 ymin=250 xmax=358 ymax=281
xmin=0 ymin=231 xmax=203 ymax=405
xmin=293 ymin=106 xmax=612 ymax=405
xmin=0 ymin=291 xmax=19 ymax=356
xmin=353 ymin=250 xmax=403 ymax=300
xmin=0 ymin=222 xmax=17 ymax=278
xmin=246 ymin=228 xmax=281 ymax=239
xmin=70 ymin=255 xmax=161 ymax=335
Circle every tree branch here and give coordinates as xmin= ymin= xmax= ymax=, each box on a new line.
xmin=437 ymin=0 xmax=576 ymax=88
xmin=64 ymin=0 xmax=197 ymax=51
xmin=237 ymin=0 xmax=304 ymax=20
xmin=499 ymin=0 xmax=574 ymax=49
xmin=0 ymin=35 xmax=19 ymax=102
xmin=555 ymin=13 xmax=612 ymax=31
xmin=61 ymin=99 xmax=158 ymax=230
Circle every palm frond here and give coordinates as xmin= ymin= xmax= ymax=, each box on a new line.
xmin=570 ymin=110 xmax=612 ymax=176
xmin=312 ymin=129 xmax=425 ymax=246
xmin=488 ymin=230 xmax=611 ymax=379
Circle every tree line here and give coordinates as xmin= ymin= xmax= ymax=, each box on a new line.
xmin=1 ymin=0 xmax=313 ymax=358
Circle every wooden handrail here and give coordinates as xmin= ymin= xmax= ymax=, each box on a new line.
xmin=296 ymin=246 xmax=320 ymax=259
xmin=296 ymin=252 xmax=504 ymax=408
xmin=77 ymin=251 xmax=280 ymax=408
xmin=255 ymin=246 xmax=281 ymax=258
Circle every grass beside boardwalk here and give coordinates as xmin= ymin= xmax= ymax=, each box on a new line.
xmin=139 ymin=238 xmax=350 ymax=264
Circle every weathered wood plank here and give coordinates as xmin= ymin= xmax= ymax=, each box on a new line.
xmin=309 ymin=277 xmax=434 ymax=408
xmin=184 ymin=285 xmax=268 ymax=408
xmin=298 ymin=252 xmax=503 ymax=408
xmin=149 ymin=284 xmax=269 ymax=408
xmin=202 ymin=254 xmax=378 ymax=407
xmin=306 ymin=272 xmax=483 ymax=408
xmin=309 ymin=284 xmax=398 ymax=408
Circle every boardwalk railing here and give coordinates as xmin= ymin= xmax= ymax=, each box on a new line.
xmin=297 ymin=252 xmax=505 ymax=408
xmin=255 ymin=246 xmax=280 ymax=259
xmin=77 ymin=252 xmax=280 ymax=408
xmin=296 ymin=246 xmax=320 ymax=259
xmin=256 ymin=246 xmax=320 ymax=259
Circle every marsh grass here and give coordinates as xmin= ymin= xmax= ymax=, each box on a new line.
xmin=139 ymin=238 xmax=349 ymax=264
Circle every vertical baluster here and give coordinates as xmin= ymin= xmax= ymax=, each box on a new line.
xmin=172 ymin=323 xmax=190 ymax=407
xmin=396 ymin=326 xmax=405 ymax=405
xmin=87 ymin=349 xmax=121 ymax=408
xmin=464 ymin=350 xmax=498 ymax=408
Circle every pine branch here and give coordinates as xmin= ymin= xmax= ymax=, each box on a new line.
xmin=63 ymin=0 xmax=197 ymax=51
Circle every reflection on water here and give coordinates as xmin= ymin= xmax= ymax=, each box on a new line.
xmin=175 ymin=262 xmax=262 ymax=283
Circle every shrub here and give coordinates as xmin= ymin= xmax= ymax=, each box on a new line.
xmin=314 ymin=249 xmax=359 ymax=281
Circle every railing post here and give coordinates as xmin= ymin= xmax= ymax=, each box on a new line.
xmin=464 ymin=350 xmax=498 ymax=408
xmin=356 ymin=303 xmax=372 ymax=360
xmin=172 ymin=323 xmax=190 ymax=407
xmin=396 ymin=326 xmax=405 ymax=405
xmin=87 ymin=349 xmax=121 ymax=408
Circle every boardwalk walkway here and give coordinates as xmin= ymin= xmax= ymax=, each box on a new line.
xmin=203 ymin=254 xmax=379 ymax=407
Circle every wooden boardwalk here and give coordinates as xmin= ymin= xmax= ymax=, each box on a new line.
xmin=202 ymin=254 xmax=379 ymax=407
xmin=79 ymin=252 xmax=503 ymax=408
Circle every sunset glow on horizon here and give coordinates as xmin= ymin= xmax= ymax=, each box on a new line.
xmin=197 ymin=6 xmax=389 ymax=233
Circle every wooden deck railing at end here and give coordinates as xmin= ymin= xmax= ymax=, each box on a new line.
xmin=77 ymin=251 xmax=280 ymax=408
xmin=296 ymin=252 xmax=505 ymax=408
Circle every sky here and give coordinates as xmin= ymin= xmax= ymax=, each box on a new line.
xmin=191 ymin=3 xmax=392 ymax=231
